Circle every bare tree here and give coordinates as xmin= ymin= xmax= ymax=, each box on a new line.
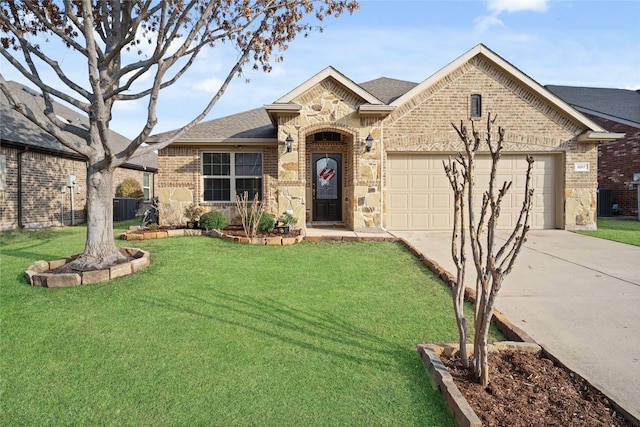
xmin=0 ymin=0 xmax=358 ymax=270
xmin=444 ymin=113 xmax=534 ymax=387
xmin=443 ymin=153 xmax=469 ymax=368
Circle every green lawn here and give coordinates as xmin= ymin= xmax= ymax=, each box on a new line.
xmin=0 ymin=221 xmax=499 ymax=426
xmin=575 ymin=218 xmax=640 ymax=246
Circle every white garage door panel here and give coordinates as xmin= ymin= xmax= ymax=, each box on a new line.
xmin=410 ymin=213 xmax=429 ymax=229
xmin=390 ymin=194 xmax=409 ymax=209
xmin=387 ymin=154 xmax=557 ymax=230
xmin=411 ymin=194 xmax=429 ymax=209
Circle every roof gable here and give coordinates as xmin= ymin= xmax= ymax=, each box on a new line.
xmin=274 ymin=66 xmax=383 ymax=105
xmin=391 ymin=44 xmax=607 ymax=134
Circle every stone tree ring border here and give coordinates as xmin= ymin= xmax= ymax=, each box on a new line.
xmin=25 ymin=248 xmax=150 ymax=288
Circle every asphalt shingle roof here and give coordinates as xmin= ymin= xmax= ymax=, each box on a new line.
xmin=546 ymin=85 xmax=640 ymax=126
xmin=358 ymin=77 xmax=418 ymax=104
xmin=1 ymin=81 xmax=157 ymax=170
xmin=150 ymin=107 xmax=275 ymax=141
xmin=154 ymin=77 xmax=419 ymax=142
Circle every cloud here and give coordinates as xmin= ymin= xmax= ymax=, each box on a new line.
xmin=476 ymin=0 xmax=549 ymax=32
xmin=474 ymin=14 xmax=505 ymax=33
xmin=112 ymin=99 xmax=143 ymax=112
xmin=487 ymin=0 xmax=549 ymax=14
xmin=193 ymin=77 xmax=225 ymax=93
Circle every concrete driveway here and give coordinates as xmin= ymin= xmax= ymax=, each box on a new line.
xmin=391 ymin=230 xmax=640 ymax=420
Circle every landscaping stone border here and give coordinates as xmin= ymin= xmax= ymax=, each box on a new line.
xmin=24 ymin=248 xmax=150 ymax=288
xmin=120 ymin=227 xmax=305 ymax=246
xmin=399 ymin=237 xmax=640 ymax=427
xmin=417 ymin=341 xmax=542 ymax=427
xmin=209 ymin=229 xmax=305 ymax=246
xmin=119 ymin=227 xmax=203 ymax=240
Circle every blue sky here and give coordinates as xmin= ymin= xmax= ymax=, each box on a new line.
xmin=2 ymin=0 xmax=639 ymax=139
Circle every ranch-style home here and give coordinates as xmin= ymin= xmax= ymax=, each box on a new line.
xmin=154 ymin=44 xmax=622 ymax=232
xmin=0 ymin=81 xmax=158 ymax=231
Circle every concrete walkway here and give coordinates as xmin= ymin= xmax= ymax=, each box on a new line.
xmin=392 ymin=230 xmax=640 ymax=421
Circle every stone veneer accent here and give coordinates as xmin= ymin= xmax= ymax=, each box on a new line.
xmin=24 ymin=248 xmax=150 ymax=287
xmin=159 ymin=54 xmax=605 ymax=232
xmin=274 ymin=78 xmax=384 ymax=231
xmin=383 ymin=58 xmax=598 ymax=230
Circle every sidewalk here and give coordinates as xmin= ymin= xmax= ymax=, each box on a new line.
xmin=392 ymin=230 xmax=640 ymax=421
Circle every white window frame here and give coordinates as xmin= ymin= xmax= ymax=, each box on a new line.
xmin=143 ymin=173 xmax=151 ymax=201
xmin=202 ymin=152 xmax=263 ymax=202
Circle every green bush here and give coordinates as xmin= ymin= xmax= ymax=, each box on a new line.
xmin=115 ymin=178 xmax=144 ymax=210
xmin=250 ymin=211 xmax=275 ymax=232
xmin=199 ymin=211 xmax=227 ymax=231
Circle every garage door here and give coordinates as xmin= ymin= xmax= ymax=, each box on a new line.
xmin=386 ymin=154 xmax=557 ymax=230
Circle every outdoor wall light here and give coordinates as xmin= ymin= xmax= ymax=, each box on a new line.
xmin=365 ymin=134 xmax=374 ymax=152
xmin=285 ymin=134 xmax=294 ymax=153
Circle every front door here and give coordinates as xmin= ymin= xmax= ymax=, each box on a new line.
xmin=312 ymin=153 xmax=342 ymax=222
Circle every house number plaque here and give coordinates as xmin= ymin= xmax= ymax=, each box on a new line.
xmin=574 ymin=162 xmax=590 ymax=172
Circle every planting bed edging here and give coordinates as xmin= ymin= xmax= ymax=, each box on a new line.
xmin=417 ymin=342 xmax=542 ymax=427
xmin=119 ymin=227 xmax=202 ymax=240
xmin=402 ymin=237 xmax=640 ymax=427
xmin=120 ymin=227 xmax=407 ymax=246
xmin=209 ymin=229 xmax=305 ymax=246
xmin=24 ymin=248 xmax=150 ymax=288
xmin=120 ymin=227 xmax=305 ymax=246
xmin=396 ymin=238 xmax=536 ymax=344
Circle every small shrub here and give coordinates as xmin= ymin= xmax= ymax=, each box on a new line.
xmin=183 ymin=203 xmax=205 ymax=221
xmin=278 ymin=211 xmax=298 ymax=227
xmin=146 ymin=223 xmax=159 ymax=230
xmin=199 ymin=211 xmax=228 ymax=231
xmin=249 ymin=211 xmax=275 ymax=232
xmin=116 ymin=178 xmax=144 ymax=210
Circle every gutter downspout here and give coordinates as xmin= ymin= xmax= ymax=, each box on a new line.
xmin=17 ymin=149 xmax=25 ymax=229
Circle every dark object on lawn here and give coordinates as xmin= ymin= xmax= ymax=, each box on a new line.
xmin=141 ymin=198 xmax=159 ymax=227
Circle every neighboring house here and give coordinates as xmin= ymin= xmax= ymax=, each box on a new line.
xmin=154 ymin=44 xmax=622 ymax=232
xmin=0 ymin=81 xmax=158 ymax=231
xmin=546 ymin=85 xmax=640 ymax=218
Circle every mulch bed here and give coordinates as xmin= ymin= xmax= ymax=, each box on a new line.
xmin=47 ymin=251 xmax=138 ymax=274
xmin=440 ymin=351 xmax=632 ymax=426
xmin=217 ymin=224 xmax=302 ymax=238
xmin=126 ymin=224 xmax=302 ymax=239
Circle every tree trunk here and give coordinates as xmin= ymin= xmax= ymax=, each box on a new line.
xmin=475 ymin=288 xmax=498 ymax=388
xmin=455 ymin=288 xmax=468 ymax=366
xmin=68 ymin=164 xmax=126 ymax=270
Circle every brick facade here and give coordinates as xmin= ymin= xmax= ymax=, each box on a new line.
xmin=158 ymin=145 xmax=277 ymax=225
xmin=585 ymin=114 xmax=640 ymax=217
xmin=158 ymin=47 xmax=611 ymax=231
xmin=384 ymin=57 xmax=597 ymax=230
xmin=0 ymin=145 xmax=157 ymax=231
